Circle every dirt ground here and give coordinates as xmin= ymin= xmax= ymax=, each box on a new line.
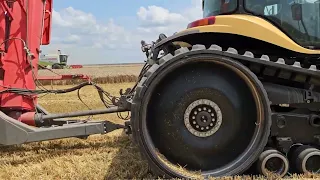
xmin=0 ymin=82 xmax=319 ymax=179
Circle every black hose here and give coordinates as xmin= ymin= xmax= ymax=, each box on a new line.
xmin=0 ymin=81 xmax=92 ymax=95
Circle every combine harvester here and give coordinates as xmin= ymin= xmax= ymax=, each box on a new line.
xmin=38 ymin=50 xmax=86 ymax=83
xmin=0 ymin=0 xmax=319 ymax=179
xmin=39 ymin=49 xmax=83 ymax=69
xmin=39 ymin=49 xmax=68 ymax=69
xmin=38 ymin=49 xmax=87 ymax=83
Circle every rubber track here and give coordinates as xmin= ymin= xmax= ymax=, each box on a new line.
xmin=131 ymin=44 xmax=275 ymax=178
xmin=209 ymin=45 xmax=320 ymax=86
xmin=150 ymin=48 xmax=315 ymax=94
xmin=135 ymin=43 xmax=320 ymax=101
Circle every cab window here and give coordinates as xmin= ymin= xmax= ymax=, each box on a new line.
xmin=203 ymin=0 xmax=237 ymax=17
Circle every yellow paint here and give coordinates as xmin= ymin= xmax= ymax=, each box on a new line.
xmin=180 ymin=14 xmax=320 ymax=54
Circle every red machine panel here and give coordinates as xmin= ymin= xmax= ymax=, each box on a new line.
xmin=0 ymin=0 xmax=52 ymax=112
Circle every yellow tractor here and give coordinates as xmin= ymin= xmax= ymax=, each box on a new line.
xmin=132 ymin=0 xmax=320 ymax=178
xmin=0 ymin=0 xmax=319 ymax=179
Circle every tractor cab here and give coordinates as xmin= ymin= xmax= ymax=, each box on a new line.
xmin=202 ymin=0 xmax=320 ymax=49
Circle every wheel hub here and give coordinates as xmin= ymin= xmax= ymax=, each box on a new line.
xmin=184 ymin=99 xmax=222 ymax=137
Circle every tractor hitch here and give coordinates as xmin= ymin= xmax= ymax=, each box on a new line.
xmin=0 ymin=110 xmax=130 ymax=146
xmin=0 ymin=102 xmax=132 ymax=146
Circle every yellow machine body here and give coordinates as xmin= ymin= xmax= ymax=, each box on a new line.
xmin=179 ymin=14 xmax=320 ymax=55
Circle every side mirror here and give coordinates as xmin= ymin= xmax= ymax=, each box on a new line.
xmin=291 ymin=3 xmax=302 ymax=21
xmin=202 ymin=0 xmax=204 ymax=11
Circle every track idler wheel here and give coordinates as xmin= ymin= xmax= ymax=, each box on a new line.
xmin=289 ymin=145 xmax=320 ymax=174
xmin=256 ymin=149 xmax=289 ymax=177
xmin=131 ymin=45 xmax=271 ymax=179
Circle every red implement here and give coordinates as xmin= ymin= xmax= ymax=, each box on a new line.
xmin=0 ymin=0 xmax=52 ymax=113
xmin=70 ymin=65 xmax=83 ymax=69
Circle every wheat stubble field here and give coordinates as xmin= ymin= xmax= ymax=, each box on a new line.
xmin=0 ymin=65 xmax=319 ymax=180
xmin=37 ymin=64 xmax=144 ymax=85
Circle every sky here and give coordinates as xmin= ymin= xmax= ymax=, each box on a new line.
xmin=40 ymin=0 xmax=203 ymax=65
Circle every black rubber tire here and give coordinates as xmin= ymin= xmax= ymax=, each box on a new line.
xmin=52 ymin=64 xmax=62 ymax=69
xmin=131 ymin=45 xmax=271 ymax=179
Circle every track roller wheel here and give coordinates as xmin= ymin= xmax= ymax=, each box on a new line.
xmin=289 ymin=145 xmax=320 ymax=174
xmin=131 ymin=45 xmax=271 ymax=179
xmin=256 ymin=149 xmax=289 ymax=178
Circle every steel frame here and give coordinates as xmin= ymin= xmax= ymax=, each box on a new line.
xmin=0 ymin=104 xmax=128 ymax=146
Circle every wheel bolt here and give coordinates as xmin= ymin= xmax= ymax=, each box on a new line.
xmin=196 ymin=125 xmax=199 ymax=128
xmin=192 ymin=116 xmax=195 ymax=119
xmin=203 ymin=120 xmax=207 ymax=122
xmin=201 ymin=127 xmax=204 ymax=130
xmin=198 ymin=108 xmax=202 ymax=111
xmin=211 ymin=113 xmax=214 ymax=117
xmin=210 ymin=123 xmax=213 ymax=126
xmin=206 ymin=126 xmax=209 ymax=129
xmin=203 ymin=107 xmax=207 ymax=111
xmin=194 ymin=111 xmax=197 ymax=115
xmin=208 ymin=109 xmax=211 ymax=112
xmin=193 ymin=121 xmax=196 ymax=124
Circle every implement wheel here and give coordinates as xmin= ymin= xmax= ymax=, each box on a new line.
xmin=52 ymin=63 xmax=62 ymax=69
xmin=131 ymin=45 xmax=271 ymax=178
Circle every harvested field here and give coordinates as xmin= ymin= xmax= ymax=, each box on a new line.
xmin=0 ymin=82 xmax=319 ymax=179
xmin=37 ymin=64 xmax=143 ymax=85
xmin=0 ymin=83 xmax=152 ymax=180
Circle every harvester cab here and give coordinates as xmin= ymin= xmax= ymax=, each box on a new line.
xmin=57 ymin=49 xmax=69 ymax=64
xmin=0 ymin=0 xmax=319 ymax=179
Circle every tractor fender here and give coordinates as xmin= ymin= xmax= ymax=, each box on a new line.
xmin=156 ymin=15 xmax=320 ymax=55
